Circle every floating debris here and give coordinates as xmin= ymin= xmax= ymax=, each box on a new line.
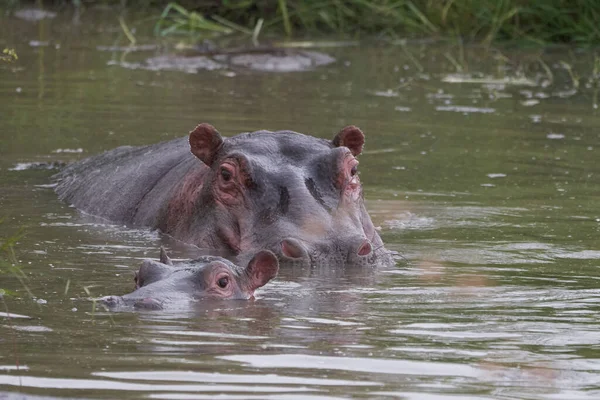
xmin=9 ymin=162 xmax=66 ymax=171
xmin=109 ymin=55 xmax=225 ymax=73
xmin=372 ymin=89 xmax=399 ymax=97
xmin=225 ymin=50 xmax=335 ymax=72
xmin=8 ymin=325 xmax=53 ymax=332
xmin=274 ymin=40 xmax=359 ymax=48
xmin=363 ymin=148 xmax=398 ymax=155
xmin=435 ymin=105 xmax=496 ymax=114
xmin=530 ymin=115 xmax=542 ymax=123
xmin=442 ymin=74 xmax=537 ymax=87
xmin=427 ymin=91 xmax=454 ymax=99
xmin=0 ymin=365 xmax=30 ymax=371
xmin=552 ymin=89 xmax=578 ymax=98
xmin=394 ymin=106 xmax=412 ymax=112
xmin=521 ymin=99 xmax=540 ymax=107
xmin=52 ymin=148 xmax=83 ymax=153
xmin=0 ymin=311 xmax=31 ymax=319
xmin=29 ymin=40 xmax=50 ymax=47
xmin=109 ymin=49 xmax=335 ymax=74
xmin=547 ymin=133 xmax=565 ymax=139
xmin=97 ymin=45 xmax=159 ymax=52
xmin=487 ymin=173 xmax=507 ymax=179
xmin=14 ymin=8 xmax=57 ymax=22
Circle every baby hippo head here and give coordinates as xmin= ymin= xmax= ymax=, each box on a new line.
xmin=100 ymin=248 xmax=279 ymax=310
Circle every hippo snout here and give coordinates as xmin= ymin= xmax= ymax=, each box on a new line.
xmin=277 ymin=236 xmax=375 ymax=267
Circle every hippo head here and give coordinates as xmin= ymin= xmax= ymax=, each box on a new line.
xmin=189 ymin=123 xmax=393 ymax=269
xmin=100 ymin=249 xmax=279 ymax=310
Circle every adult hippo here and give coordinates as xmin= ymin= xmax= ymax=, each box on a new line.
xmin=54 ymin=123 xmax=393 ymax=268
xmin=101 ymin=248 xmax=279 ymax=310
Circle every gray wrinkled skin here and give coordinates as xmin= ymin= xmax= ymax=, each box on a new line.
xmin=100 ymin=250 xmax=279 ymax=311
xmin=54 ymin=124 xmax=394 ymax=269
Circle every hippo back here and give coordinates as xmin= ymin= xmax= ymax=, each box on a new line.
xmin=53 ymin=137 xmax=198 ymax=228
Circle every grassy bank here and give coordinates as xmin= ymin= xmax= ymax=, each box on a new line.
xmin=7 ymin=0 xmax=600 ymax=44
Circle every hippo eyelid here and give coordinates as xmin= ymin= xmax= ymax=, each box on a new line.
xmin=220 ymin=166 xmax=234 ymax=181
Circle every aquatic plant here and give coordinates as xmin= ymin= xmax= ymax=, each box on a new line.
xmin=0 ymin=48 xmax=18 ymax=63
xmin=149 ymin=0 xmax=600 ymax=44
xmin=0 ymin=221 xmax=27 ymax=298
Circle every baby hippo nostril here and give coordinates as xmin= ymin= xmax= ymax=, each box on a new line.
xmin=357 ymin=240 xmax=373 ymax=256
xmin=281 ymin=238 xmax=309 ymax=259
xmin=100 ymin=295 xmax=122 ymax=308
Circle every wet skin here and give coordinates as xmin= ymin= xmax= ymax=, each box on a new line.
xmin=54 ymin=123 xmax=394 ymax=268
xmin=101 ymin=249 xmax=279 ymax=310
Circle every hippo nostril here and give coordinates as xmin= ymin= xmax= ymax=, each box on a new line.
xmin=357 ymin=240 xmax=372 ymax=256
xmin=281 ymin=238 xmax=308 ymax=259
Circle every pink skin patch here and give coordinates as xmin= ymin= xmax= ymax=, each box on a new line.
xmin=165 ymin=167 xmax=207 ymax=235
xmin=339 ymin=152 xmax=361 ymax=201
xmin=357 ymin=240 xmax=373 ymax=256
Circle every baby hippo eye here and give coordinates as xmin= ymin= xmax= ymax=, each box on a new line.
xmin=217 ymin=276 xmax=229 ymax=288
xmin=350 ymin=165 xmax=358 ymax=176
xmin=220 ymin=168 xmax=232 ymax=181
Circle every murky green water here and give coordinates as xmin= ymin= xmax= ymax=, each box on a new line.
xmin=2 ymin=7 xmax=600 ymax=400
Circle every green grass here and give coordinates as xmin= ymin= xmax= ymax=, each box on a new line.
xmin=1 ymin=48 xmax=18 ymax=63
xmin=7 ymin=1 xmax=600 ymax=44
xmin=0 ymin=220 xmax=28 ymax=299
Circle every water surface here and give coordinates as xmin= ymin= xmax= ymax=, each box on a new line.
xmin=1 ymin=7 xmax=600 ymax=400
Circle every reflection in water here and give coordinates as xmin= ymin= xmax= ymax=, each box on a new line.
xmin=1 ymin=7 xmax=600 ymax=400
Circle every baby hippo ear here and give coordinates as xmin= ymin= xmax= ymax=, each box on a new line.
xmin=189 ymin=123 xmax=224 ymax=166
xmin=245 ymin=251 xmax=279 ymax=291
xmin=159 ymin=247 xmax=173 ymax=266
xmin=136 ymin=260 xmax=172 ymax=289
xmin=332 ymin=125 xmax=365 ymax=156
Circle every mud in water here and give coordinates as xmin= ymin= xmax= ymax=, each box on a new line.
xmin=1 ymin=6 xmax=600 ymax=400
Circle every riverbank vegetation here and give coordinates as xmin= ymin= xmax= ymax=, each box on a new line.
xmin=7 ymin=1 xmax=600 ymax=44
xmin=0 ymin=222 xmax=27 ymax=299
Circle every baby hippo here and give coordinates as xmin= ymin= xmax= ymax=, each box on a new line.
xmin=100 ymin=248 xmax=279 ymax=310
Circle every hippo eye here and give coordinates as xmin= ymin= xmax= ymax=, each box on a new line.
xmin=350 ymin=165 xmax=358 ymax=176
xmin=220 ymin=168 xmax=232 ymax=182
xmin=217 ymin=276 xmax=229 ymax=288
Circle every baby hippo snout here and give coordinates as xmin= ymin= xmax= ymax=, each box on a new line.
xmin=99 ymin=295 xmax=124 ymax=309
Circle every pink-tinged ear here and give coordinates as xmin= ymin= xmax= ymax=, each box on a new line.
xmin=245 ymin=250 xmax=279 ymax=291
xmin=332 ymin=125 xmax=365 ymax=156
xmin=189 ymin=123 xmax=223 ymax=166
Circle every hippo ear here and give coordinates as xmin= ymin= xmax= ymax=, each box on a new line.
xmin=159 ymin=247 xmax=173 ymax=266
xmin=137 ymin=260 xmax=172 ymax=288
xmin=189 ymin=123 xmax=223 ymax=166
xmin=332 ymin=125 xmax=365 ymax=156
xmin=245 ymin=251 xmax=279 ymax=291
